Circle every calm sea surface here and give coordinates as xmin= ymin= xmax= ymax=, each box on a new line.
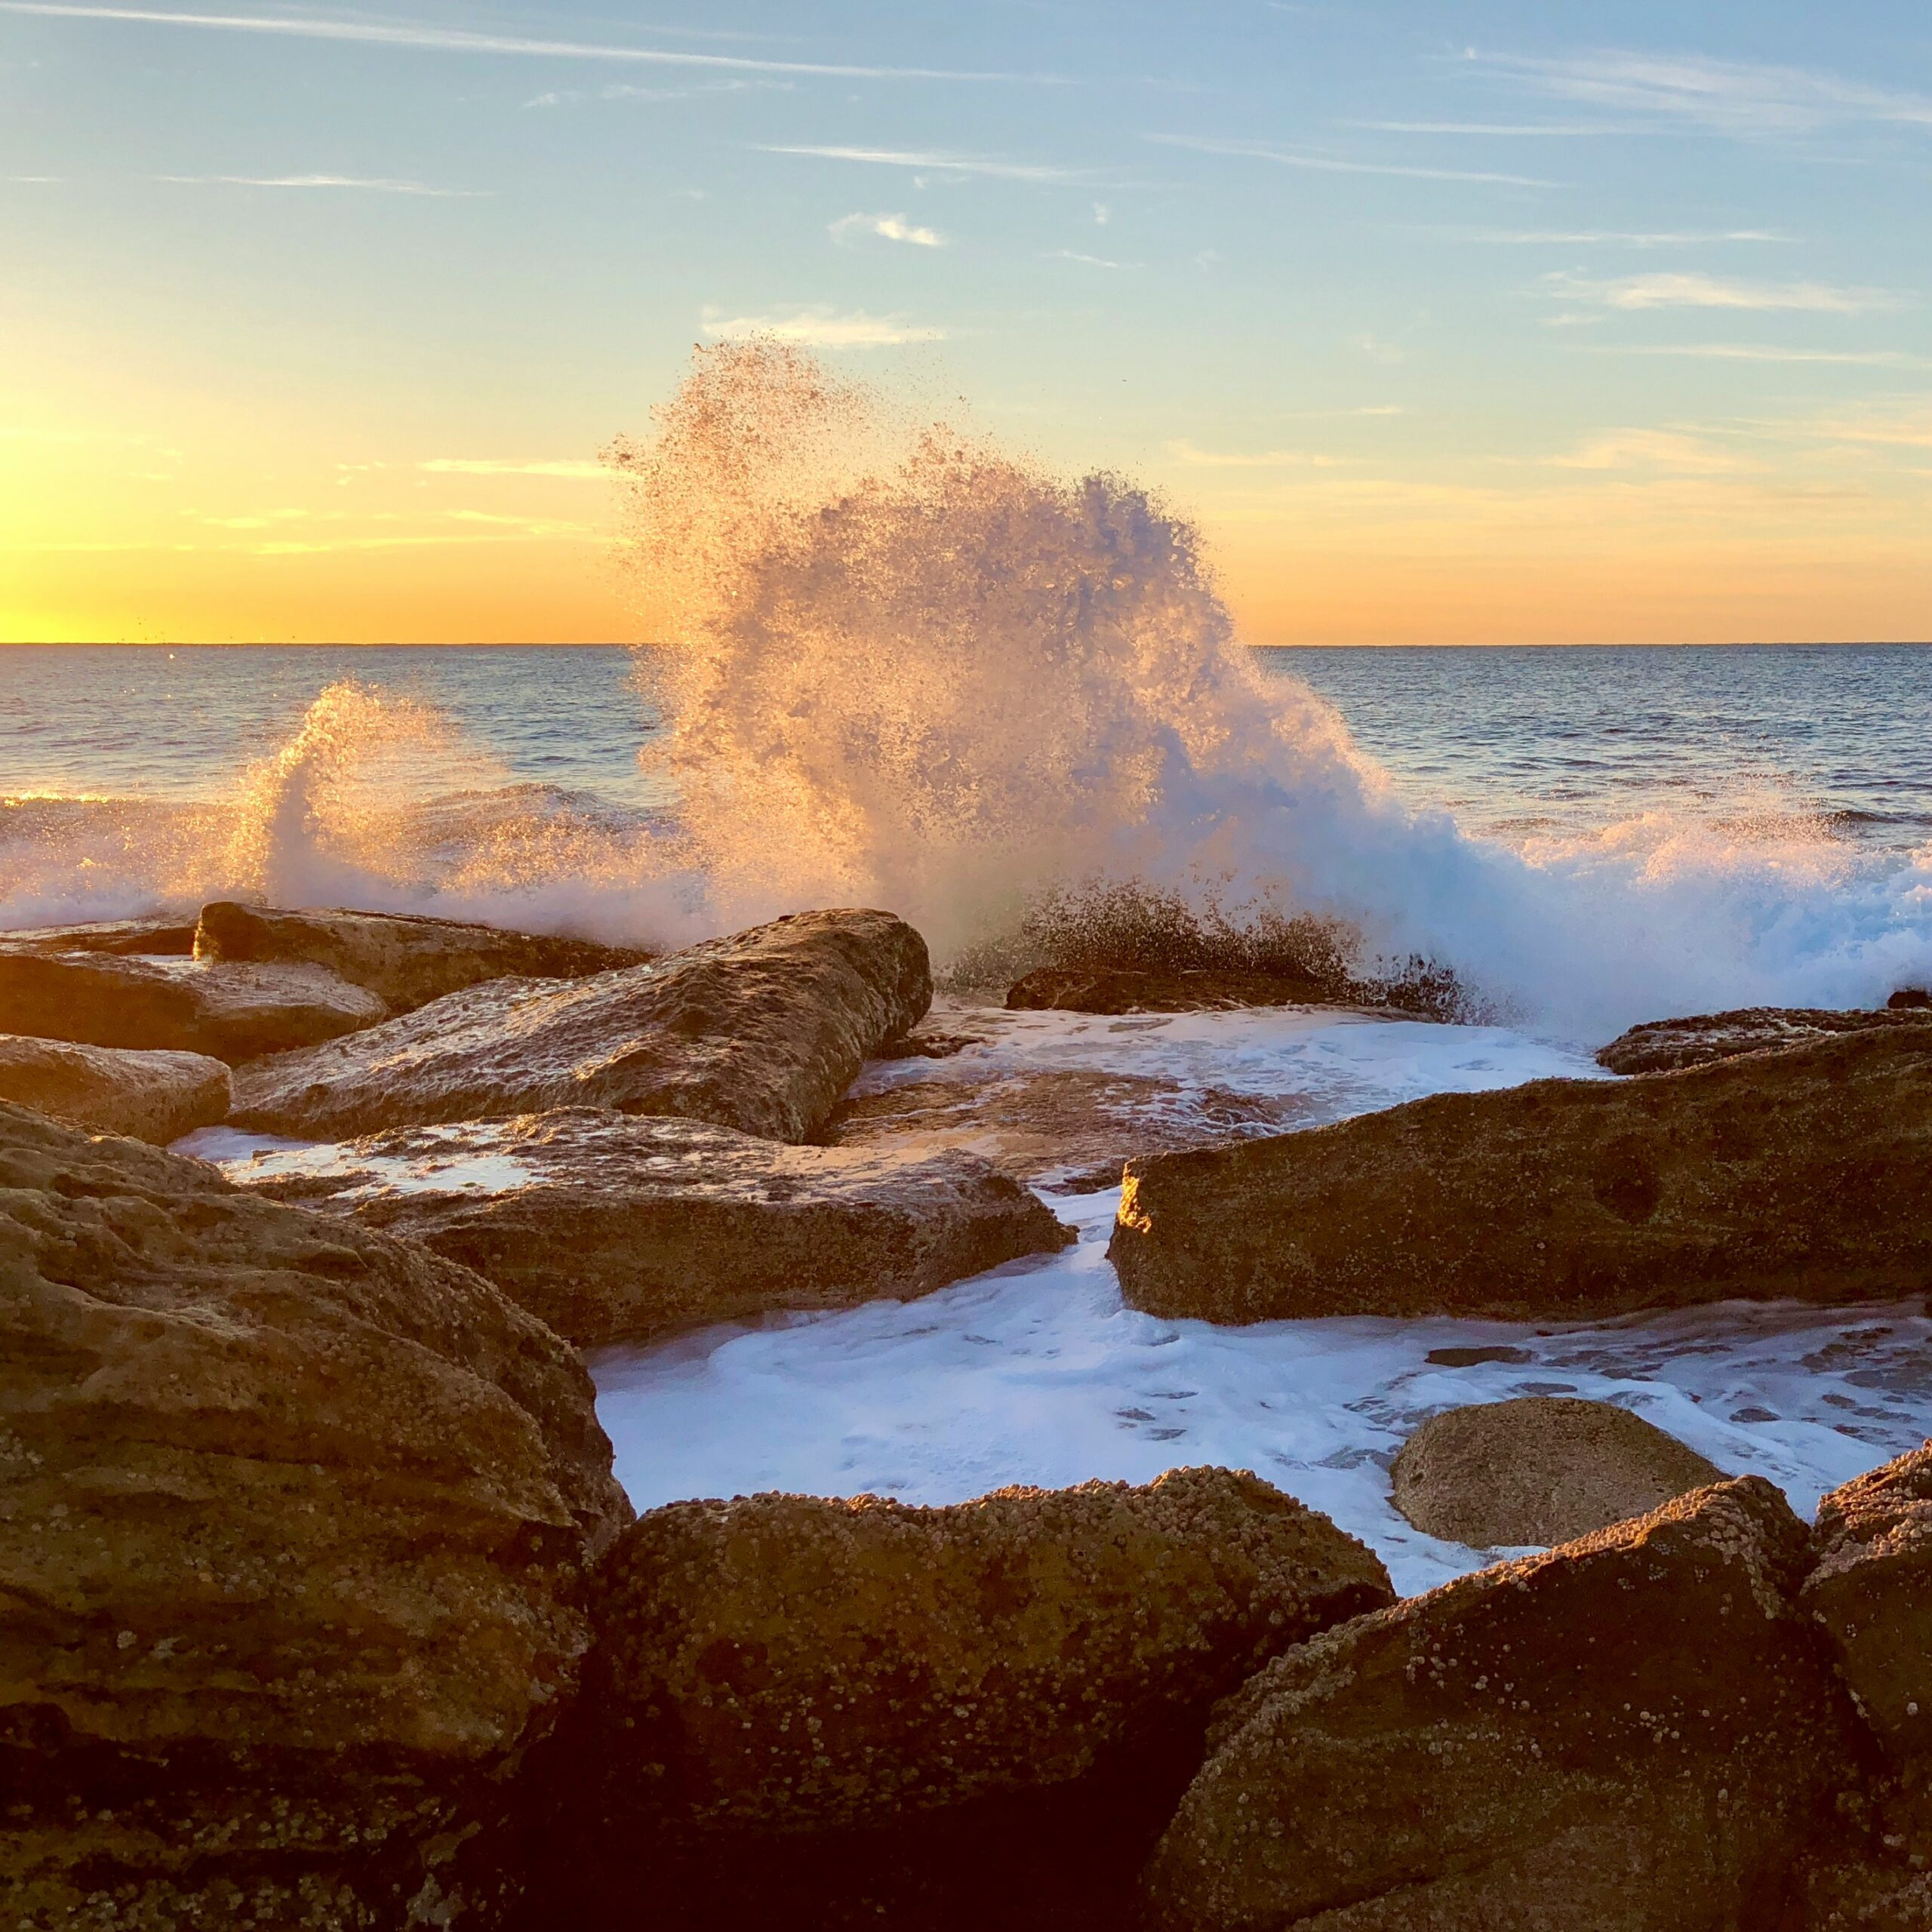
xmin=3 ymin=642 xmax=1929 ymax=848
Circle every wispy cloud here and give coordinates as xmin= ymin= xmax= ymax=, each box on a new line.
xmin=1546 ymin=269 xmax=1894 ymax=313
xmin=419 ymin=458 xmax=608 ymax=478
xmin=1460 ymin=228 xmax=1783 ymax=247
xmin=526 ymin=77 xmax=792 ymax=108
xmin=829 ymin=211 xmax=945 ymax=248
xmin=701 ymin=306 xmax=946 ymax=346
xmin=1584 ymin=343 xmax=1932 ymax=368
xmin=1044 ymin=248 xmax=1134 ymax=269
xmin=1167 ymin=440 xmax=1346 ymax=467
xmin=0 ymin=3 xmax=1057 ymax=83
xmin=1468 ymin=48 xmax=1932 ymax=136
xmin=157 ymin=172 xmax=479 ymax=195
xmin=1349 ymin=119 xmax=1621 ymax=136
xmin=1546 ymin=429 xmax=1760 ymax=473
xmin=760 ymin=144 xmax=1091 ymax=183
xmin=1149 ymin=134 xmax=1552 ymax=187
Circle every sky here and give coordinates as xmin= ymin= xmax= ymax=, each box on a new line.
xmin=2 ymin=0 xmax=1930 ymax=645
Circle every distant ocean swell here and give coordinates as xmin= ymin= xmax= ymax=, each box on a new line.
xmin=4 ymin=342 xmax=1930 ymax=1043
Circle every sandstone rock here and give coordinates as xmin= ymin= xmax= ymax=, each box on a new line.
xmin=1598 ymin=1004 xmax=1932 ymax=1075
xmin=1804 ymin=1442 xmax=1932 ymax=1765
xmin=574 ymin=1468 xmax=1392 ymax=1839
xmin=1392 ymin=1396 xmax=1725 ymax=1549
xmin=824 ymin=1068 xmax=1308 ymax=1190
xmin=229 ymin=909 xmax=931 ymax=1143
xmin=1111 ymin=1027 xmax=1932 ymax=1325
xmin=0 ymin=949 xmax=388 ymax=1062
xmin=0 ymin=913 xmax=196 ymax=957
xmin=195 ymin=900 xmax=651 ymax=1015
xmin=1890 ymin=988 xmax=1931 ymax=1011
xmin=1142 ymin=1478 xmax=1861 ymax=1931
xmin=227 ymin=1106 xmax=1074 ymax=1347
xmin=1006 ymin=964 xmax=1334 ymax=1015
xmin=0 ymin=1034 xmax=230 ymax=1144
xmin=0 ymin=1100 xmax=629 ymax=1928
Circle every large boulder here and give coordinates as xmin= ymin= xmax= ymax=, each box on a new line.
xmin=1598 ymin=1004 xmax=1932 ymax=1075
xmin=1142 ymin=1478 xmax=1863 ymax=1931
xmin=0 ymin=1101 xmax=629 ymax=1928
xmin=546 ymin=1471 xmax=1393 ymax=1927
xmin=0 ymin=949 xmax=387 ymax=1062
xmin=0 ymin=1033 xmax=230 ymax=1144
xmin=1392 ymin=1396 xmax=1726 ymax=1549
xmin=1803 ymin=1443 xmax=1932 ymax=1765
xmin=1110 ymin=1027 xmax=1932 ymax=1324
xmin=229 ymin=909 xmax=932 ymax=1143
xmin=0 ymin=914 xmax=197 ymax=957
xmin=194 ymin=900 xmax=651 ymax=1016
xmin=225 ymin=1107 xmax=1073 ymax=1347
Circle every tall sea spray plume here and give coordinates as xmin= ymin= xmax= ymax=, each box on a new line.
xmin=609 ymin=340 xmax=1932 ymax=1035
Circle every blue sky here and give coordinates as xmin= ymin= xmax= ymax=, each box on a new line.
xmin=3 ymin=0 xmax=1929 ymax=641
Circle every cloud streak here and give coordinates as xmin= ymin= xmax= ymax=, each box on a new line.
xmin=158 ymin=172 xmax=479 ymax=195
xmin=0 ymin=2 xmax=1058 ymax=83
xmin=761 ymin=144 xmax=1091 ymax=182
xmin=1585 ymin=343 xmax=1932 ymax=368
xmin=701 ymin=306 xmax=946 ymax=346
xmin=1149 ymin=134 xmax=1552 ymax=186
xmin=829 ymin=211 xmax=945 ymax=248
xmin=419 ymin=458 xmax=608 ymax=478
xmin=1546 ymin=270 xmax=1894 ymax=313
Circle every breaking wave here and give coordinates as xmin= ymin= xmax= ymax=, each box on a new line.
xmin=5 ymin=340 xmax=1930 ymax=1041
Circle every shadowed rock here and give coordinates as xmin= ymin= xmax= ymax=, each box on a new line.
xmin=1007 ymin=964 xmax=1335 ymax=1015
xmin=1142 ymin=1478 xmax=1862 ymax=1931
xmin=229 ymin=1106 xmax=1075 ymax=1347
xmin=195 ymin=900 xmax=651 ymax=1016
xmin=1110 ymin=1028 xmax=1932 ymax=1325
xmin=0 ymin=949 xmax=388 ymax=1061
xmin=539 ymin=1471 xmax=1392 ymax=1929
xmin=0 ymin=1101 xmax=629 ymax=1928
xmin=0 ymin=1033 xmax=230 ymax=1143
xmin=1598 ymin=1004 xmax=1932 ymax=1075
xmin=229 ymin=909 xmax=931 ymax=1143
xmin=0 ymin=914 xmax=197 ymax=957
xmin=1392 ymin=1395 xmax=1725 ymax=1549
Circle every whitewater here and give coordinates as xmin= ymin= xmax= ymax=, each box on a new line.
xmin=10 ymin=342 xmax=1932 ymax=1583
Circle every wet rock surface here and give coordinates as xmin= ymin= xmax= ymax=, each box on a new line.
xmin=1392 ymin=1395 xmax=1726 ymax=1549
xmin=1006 ymin=964 xmax=1337 ymax=1015
xmin=541 ymin=1469 xmax=1392 ymax=1927
xmin=1111 ymin=1027 xmax=1932 ymax=1324
xmin=195 ymin=900 xmax=651 ymax=1016
xmin=0 ymin=915 xmax=197 ymax=958
xmin=229 ymin=908 xmax=931 ymax=1143
xmin=229 ymin=1106 xmax=1074 ymax=1348
xmin=1597 ymin=1004 xmax=1932 ymax=1075
xmin=0 ymin=1100 xmax=629 ymax=1929
xmin=0 ymin=949 xmax=389 ymax=1062
xmin=1142 ymin=1478 xmax=1863 ymax=1931
xmin=0 ymin=1034 xmax=231 ymax=1144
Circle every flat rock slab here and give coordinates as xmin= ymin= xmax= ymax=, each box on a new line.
xmin=0 ymin=1032 xmax=229 ymax=1143
xmin=229 ymin=908 xmax=931 ymax=1143
xmin=0 ymin=949 xmax=388 ymax=1061
xmin=195 ymin=900 xmax=652 ymax=1015
xmin=1006 ymin=965 xmax=1337 ymax=1016
xmin=1142 ymin=1478 xmax=1861 ymax=1931
xmin=1111 ymin=1026 xmax=1932 ymax=1324
xmin=1392 ymin=1395 xmax=1726 ymax=1549
xmin=0 ymin=913 xmax=197 ymax=956
xmin=228 ymin=1107 xmax=1075 ymax=1347
xmin=823 ymin=1068 xmax=1309 ymax=1191
xmin=0 ymin=1100 xmax=628 ymax=1928
xmin=1598 ymin=1004 xmax=1932 ymax=1074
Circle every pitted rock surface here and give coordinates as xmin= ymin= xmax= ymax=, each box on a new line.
xmin=1142 ymin=1478 xmax=1861 ymax=1931
xmin=1111 ymin=1027 xmax=1932 ymax=1324
xmin=228 ymin=908 xmax=931 ymax=1143
xmin=0 ymin=1101 xmax=628 ymax=1928
xmin=0 ymin=949 xmax=386 ymax=1062
xmin=1392 ymin=1396 xmax=1725 ymax=1549
xmin=195 ymin=900 xmax=651 ymax=1016
xmin=0 ymin=1034 xmax=230 ymax=1144
xmin=575 ymin=1468 xmax=1392 ymax=1839
xmin=1598 ymin=1004 xmax=1932 ymax=1075
xmin=230 ymin=1106 xmax=1073 ymax=1347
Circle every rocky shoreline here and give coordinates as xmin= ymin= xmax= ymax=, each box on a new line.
xmin=5 ymin=899 xmax=1930 ymax=1927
